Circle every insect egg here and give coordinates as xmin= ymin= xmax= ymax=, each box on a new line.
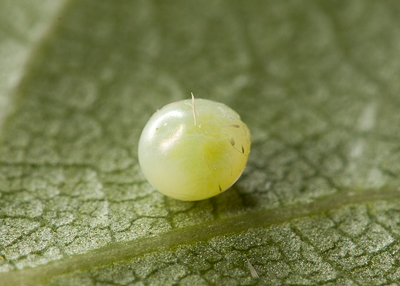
xmin=138 ymin=95 xmax=251 ymax=201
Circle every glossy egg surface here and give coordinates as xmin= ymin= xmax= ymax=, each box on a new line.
xmin=138 ymin=98 xmax=250 ymax=201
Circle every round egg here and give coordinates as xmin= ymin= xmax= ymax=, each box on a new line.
xmin=138 ymin=97 xmax=251 ymax=201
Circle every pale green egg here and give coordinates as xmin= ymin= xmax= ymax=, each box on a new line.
xmin=138 ymin=97 xmax=251 ymax=201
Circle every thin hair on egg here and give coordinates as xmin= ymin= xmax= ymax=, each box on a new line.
xmin=191 ymin=92 xmax=197 ymax=126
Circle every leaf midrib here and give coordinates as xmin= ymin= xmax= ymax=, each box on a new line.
xmin=1 ymin=187 xmax=399 ymax=286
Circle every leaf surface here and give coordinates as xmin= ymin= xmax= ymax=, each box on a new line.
xmin=1 ymin=1 xmax=400 ymax=285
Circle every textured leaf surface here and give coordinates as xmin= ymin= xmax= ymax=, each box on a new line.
xmin=1 ymin=0 xmax=400 ymax=285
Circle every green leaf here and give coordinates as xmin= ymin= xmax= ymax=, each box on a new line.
xmin=1 ymin=0 xmax=400 ymax=285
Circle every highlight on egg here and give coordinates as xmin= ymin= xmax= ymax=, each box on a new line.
xmin=138 ymin=94 xmax=251 ymax=201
